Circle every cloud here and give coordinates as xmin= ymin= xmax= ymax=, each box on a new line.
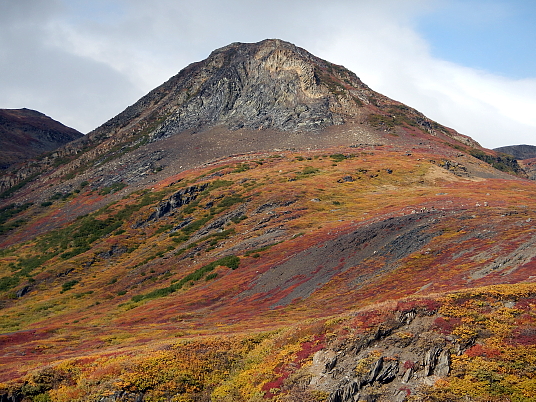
xmin=296 ymin=0 xmax=536 ymax=148
xmin=0 ymin=0 xmax=535 ymax=147
xmin=321 ymin=35 xmax=536 ymax=148
xmin=0 ymin=0 xmax=141 ymax=132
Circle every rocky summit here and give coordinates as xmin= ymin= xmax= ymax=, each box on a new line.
xmin=1 ymin=40 xmax=536 ymax=402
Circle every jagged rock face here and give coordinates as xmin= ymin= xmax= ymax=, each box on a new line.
xmin=149 ymin=40 xmax=371 ymax=137
xmin=0 ymin=109 xmax=82 ymax=170
xmin=139 ymin=183 xmax=209 ymax=224
xmin=308 ymin=309 xmax=456 ymax=402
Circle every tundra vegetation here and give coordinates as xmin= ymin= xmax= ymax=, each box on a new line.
xmin=1 ymin=146 xmax=536 ymax=401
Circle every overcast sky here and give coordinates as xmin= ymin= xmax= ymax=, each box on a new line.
xmin=1 ymin=0 xmax=535 ymax=148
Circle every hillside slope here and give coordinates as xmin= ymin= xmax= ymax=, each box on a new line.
xmin=0 ymin=40 xmax=535 ymax=402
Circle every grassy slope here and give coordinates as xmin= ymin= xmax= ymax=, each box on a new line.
xmin=1 ymin=145 xmax=536 ymax=400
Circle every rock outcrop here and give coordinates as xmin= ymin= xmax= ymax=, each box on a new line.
xmin=143 ymin=183 xmax=209 ymax=223
xmin=148 ymin=39 xmax=372 ymax=138
xmin=308 ymin=308 xmax=457 ymax=402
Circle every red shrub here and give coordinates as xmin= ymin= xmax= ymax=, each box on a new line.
xmin=465 ymin=344 xmax=484 ymax=357
xmin=399 ymin=387 xmax=411 ymax=396
xmin=465 ymin=344 xmax=502 ymax=358
xmin=509 ymin=327 xmax=536 ymax=346
xmin=403 ymin=360 xmax=416 ymax=370
xmin=262 ymin=335 xmax=324 ymax=399
xmin=433 ymin=317 xmax=462 ymax=334
xmin=396 ymin=299 xmax=441 ymax=314
xmin=515 ymin=298 xmax=536 ymax=311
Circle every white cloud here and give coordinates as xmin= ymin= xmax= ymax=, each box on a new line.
xmin=308 ymin=1 xmax=536 ymax=148
xmin=0 ymin=0 xmax=141 ymax=132
xmin=0 ymin=0 xmax=535 ymax=147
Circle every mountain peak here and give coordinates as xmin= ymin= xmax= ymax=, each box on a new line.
xmin=88 ymin=39 xmax=473 ymax=149
xmin=2 ymin=41 xmax=536 ymax=402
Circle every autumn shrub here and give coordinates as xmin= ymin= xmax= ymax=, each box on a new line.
xmin=131 ymin=255 xmax=240 ymax=302
xmin=417 ymin=285 xmax=536 ymax=401
xmin=396 ymin=298 xmax=440 ymax=314
xmin=433 ymin=317 xmax=462 ymax=335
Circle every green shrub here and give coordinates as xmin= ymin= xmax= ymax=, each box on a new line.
xmin=131 ymin=255 xmax=239 ymax=302
xmin=233 ymin=163 xmax=250 ymax=173
xmin=469 ymin=149 xmax=523 ymax=174
xmin=0 ymin=275 xmax=20 ymax=292
xmin=0 ymin=203 xmax=32 ymax=234
xmin=231 ymin=215 xmax=247 ymax=224
xmin=330 ymin=154 xmax=347 ymax=162
xmin=61 ymin=280 xmax=79 ymax=293
xmin=217 ymin=195 xmax=244 ymax=208
xmin=208 ymin=180 xmax=233 ymax=190
xmin=99 ymin=182 xmax=127 ymax=195
xmin=182 ymin=215 xmax=213 ymax=235
xmin=300 ymin=166 xmax=319 ymax=176
xmin=205 ymin=273 xmax=218 ymax=281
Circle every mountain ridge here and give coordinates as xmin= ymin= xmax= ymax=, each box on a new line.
xmin=494 ymin=144 xmax=536 ymax=160
xmin=0 ymin=108 xmax=82 ymax=170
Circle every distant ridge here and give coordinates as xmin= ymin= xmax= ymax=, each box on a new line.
xmin=494 ymin=144 xmax=536 ymax=160
xmin=0 ymin=108 xmax=82 ymax=170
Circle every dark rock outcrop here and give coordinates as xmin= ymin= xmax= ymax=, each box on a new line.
xmin=136 ymin=183 xmax=209 ymax=226
xmin=97 ymin=391 xmax=144 ymax=402
xmin=0 ymin=392 xmax=22 ymax=402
